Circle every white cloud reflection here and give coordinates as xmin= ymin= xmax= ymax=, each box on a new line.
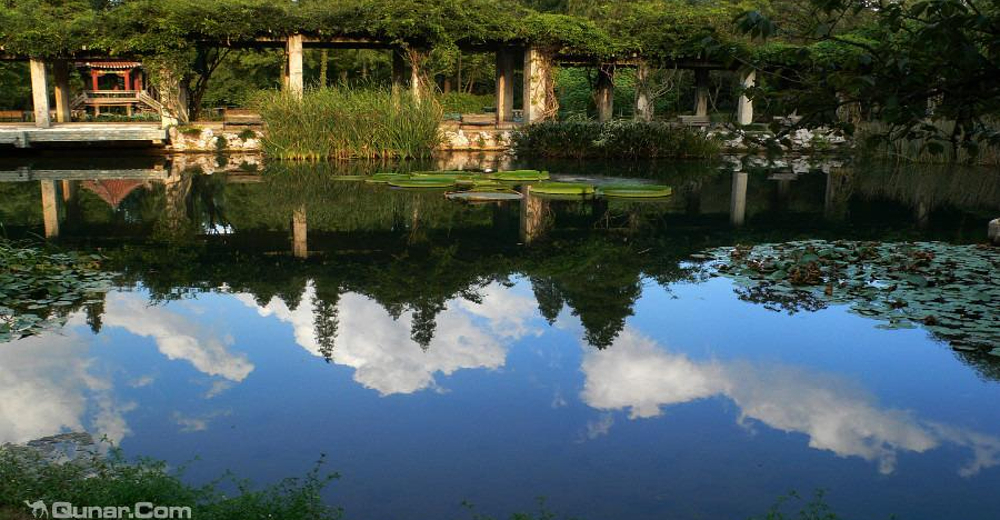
xmin=581 ymin=329 xmax=1000 ymax=476
xmin=237 ymin=281 xmax=540 ymax=395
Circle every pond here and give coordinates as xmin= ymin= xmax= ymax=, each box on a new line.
xmin=1 ymin=153 xmax=999 ymax=520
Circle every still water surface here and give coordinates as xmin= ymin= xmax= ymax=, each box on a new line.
xmin=1 ymin=154 xmax=999 ymax=519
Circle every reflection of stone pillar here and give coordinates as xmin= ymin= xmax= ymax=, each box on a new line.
xmin=595 ymin=67 xmax=614 ymax=122
xmin=495 ymin=48 xmax=515 ymax=124
xmin=694 ymin=68 xmax=709 ymax=117
xmin=292 ymin=205 xmax=308 ymax=259
xmin=523 ymin=45 xmax=556 ymax=123
xmin=634 ymin=60 xmax=652 ymax=122
xmin=520 ymin=187 xmax=548 ymax=244
xmin=685 ymin=181 xmax=702 ymax=215
xmin=775 ymin=179 xmax=791 ymax=210
xmin=730 ymin=171 xmax=748 ymax=226
xmin=823 ymin=170 xmax=842 ymax=221
xmin=53 ymin=60 xmax=72 ymax=123
xmin=40 ymin=180 xmax=60 ymax=238
xmin=736 ymin=69 xmax=755 ymax=126
xmin=286 ymin=34 xmax=304 ymax=98
xmin=61 ymin=180 xmax=77 ymax=202
xmin=989 ymin=218 xmax=999 ymax=245
xmin=915 ymin=200 xmax=930 ymax=230
xmin=30 ymin=59 xmax=51 ymax=129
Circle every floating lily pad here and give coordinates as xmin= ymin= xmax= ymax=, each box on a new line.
xmin=388 ymin=177 xmax=458 ymax=189
xmin=445 ymin=189 xmax=524 ymax=202
xmin=489 ymin=170 xmax=550 ymax=182
xmin=529 ymin=182 xmax=596 ymax=196
xmin=329 ymin=175 xmax=368 ymax=181
xmin=365 ymin=172 xmax=409 ymax=183
xmin=599 ymin=184 xmax=673 ymax=199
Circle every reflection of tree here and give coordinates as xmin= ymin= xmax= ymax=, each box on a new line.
xmin=410 ymin=300 xmax=445 ymax=350
xmin=954 ymin=351 xmax=1000 ymax=383
xmin=85 ymin=297 xmax=105 ymax=334
xmin=530 ymin=277 xmax=564 ymax=324
xmin=313 ymin=298 xmax=339 ymax=363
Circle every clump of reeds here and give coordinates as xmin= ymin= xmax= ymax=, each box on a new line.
xmin=252 ymin=87 xmax=442 ymax=161
xmin=858 ymin=120 xmax=1000 ymax=166
xmin=512 ymin=120 xmax=721 ymax=159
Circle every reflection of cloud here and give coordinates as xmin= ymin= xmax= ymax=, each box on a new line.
xmin=172 ymin=410 xmax=231 ymax=433
xmin=237 ymin=282 xmax=539 ymax=395
xmin=579 ymin=413 xmax=614 ymax=442
xmin=0 ymin=331 xmax=131 ymax=446
xmin=102 ymin=293 xmax=253 ymax=382
xmin=581 ymin=329 xmax=1000 ymax=476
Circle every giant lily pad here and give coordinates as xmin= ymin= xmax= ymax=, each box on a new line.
xmin=446 ymin=189 xmax=523 ymax=202
xmin=599 ymin=184 xmax=673 ymax=199
xmin=529 ymin=182 xmax=596 ymax=196
xmin=489 ymin=170 xmax=550 ymax=182
xmin=388 ymin=177 xmax=458 ymax=189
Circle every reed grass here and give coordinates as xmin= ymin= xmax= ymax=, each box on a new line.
xmin=252 ymin=87 xmax=442 ymax=161
xmin=858 ymin=120 xmax=1000 ymax=166
xmin=512 ymin=121 xmax=721 ymax=159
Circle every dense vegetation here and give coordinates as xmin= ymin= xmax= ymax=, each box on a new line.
xmin=252 ymin=87 xmax=441 ymax=160
xmin=513 ymin=120 xmax=720 ymax=159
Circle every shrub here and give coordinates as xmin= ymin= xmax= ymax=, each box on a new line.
xmin=438 ymin=92 xmax=495 ymax=114
xmin=251 ymin=87 xmax=442 ymax=161
xmin=512 ymin=120 xmax=720 ymax=159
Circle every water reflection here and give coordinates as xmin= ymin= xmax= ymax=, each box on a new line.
xmin=581 ymin=329 xmax=1000 ymax=476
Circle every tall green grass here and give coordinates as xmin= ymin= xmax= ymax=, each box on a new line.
xmin=438 ymin=92 xmax=495 ymax=114
xmin=858 ymin=120 xmax=1000 ymax=166
xmin=512 ymin=121 xmax=720 ymax=159
xmin=252 ymin=87 xmax=442 ymax=161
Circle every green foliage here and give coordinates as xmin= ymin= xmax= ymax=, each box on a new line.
xmin=512 ymin=120 xmax=720 ymax=159
xmin=251 ymin=86 xmax=442 ymax=160
xmin=0 ymin=240 xmax=115 ymax=341
xmin=438 ymin=92 xmax=495 ymax=113
xmin=0 ymin=441 xmax=342 ymax=520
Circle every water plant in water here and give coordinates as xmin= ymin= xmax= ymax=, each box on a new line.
xmin=598 ymin=185 xmax=673 ymax=199
xmin=252 ymin=87 xmax=442 ymax=161
xmin=529 ymin=182 xmax=596 ymax=196
xmin=488 ymin=170 xmax=550 ymax=182
xmin=700 ymin=241 xmax=1000 ymax=351
xmin=0 ymin=240 xmax=115 ymax=342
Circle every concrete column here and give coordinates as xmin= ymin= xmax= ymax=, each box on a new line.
xmin=409 ymin=52 xmax=423 ymax=102
xmin=157 ymin=67 xmax=189 ymax=128
xmin=292 ymin=206 xmax=308 ymax=259
xmin=634 ymin=61 xmax=652 ymax=122
xmin=53 ymin=60 xmax=72 ymax=123
xmin=29 ymin=59 xmax=51 ymax=129
xmin=595 ymin=67 xmax=614 ymax=123
xmin=523 ymin=45 xmax=556 ymax=123
xmin=989 ymin=218 xmax=999 ymax=245
xmin=730 ymin=171 xmax=748 ymax=226
xmin=286 ymin=34 xmax=304 ymax=98
xmin=391 ymin=49 xmax=407 ymax=94
xmin=694 ymin=68 xmax=709 ymax=117
xmin=736 ymin=68 xmax=755 ymax=126
xmin=40 ymin=180 xmax=60 ymax=238
xmin=495 ymin=47 xmax=515 ymax=124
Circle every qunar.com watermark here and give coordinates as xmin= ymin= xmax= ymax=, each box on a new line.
xmin=23 ymin=500 xmax=192 ymax=519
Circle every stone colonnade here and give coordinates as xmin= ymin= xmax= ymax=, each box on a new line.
xmin=22 ymin=36 xmax=757 ymax=129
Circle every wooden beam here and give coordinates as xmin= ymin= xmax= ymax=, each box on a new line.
xmin=29 ymin=59 xmax=51 ymax=129
xmin=53 ymin=60 xmax=72 ymax=123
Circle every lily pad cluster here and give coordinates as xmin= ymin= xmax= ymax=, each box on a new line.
xmin=0 ymin=241 xmax=116 ymax=342
xmin=699 ymin=240 xmax=1000 ymax=352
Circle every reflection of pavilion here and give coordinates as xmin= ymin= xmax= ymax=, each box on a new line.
xmin=81 ymin=179 xmax=150 ymax=209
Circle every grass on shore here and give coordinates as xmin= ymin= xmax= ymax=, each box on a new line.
xmin=252 ymin=87 xmax=442 ymax=161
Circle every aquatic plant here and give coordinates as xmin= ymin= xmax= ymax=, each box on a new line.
xmin=0 ymin=240 xmax=115 ymax=342
xmin=0 ymin=436 xmax=341 ymax=520
xmin=598 ymin=185 xmax=673 ymax=199
xmin=251 ymin=87 xmax=442 ymax=161
xmin=700 ymin=240 xmax=1000 ymax=351
xmin=512 ymin=121 xmax=721 ymax=159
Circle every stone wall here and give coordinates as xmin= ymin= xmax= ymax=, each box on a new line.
xmin=167 ymin=125 xmax=263 ymax=153
xmin=437 ymin=122 xmax=514 ymax=152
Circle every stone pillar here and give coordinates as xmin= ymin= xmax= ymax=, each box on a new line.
xmin=694 ymin=68 xmax=709 ymax=117
xmin=634 ymin=60 xmax=653 ymax=122
xmin=495 ymin=47 xmax=515 ymax=124
xmin=523 ymin=45 xmax=556 ymax=123
xmin=730 ymin=170 xmax=748 ymax=226
xmin=157 ymin=67 xmax=189 ymax=128
xmin=40 ymin=180 xmax=60 ymax=238
xmin=989 ymin=218 xmax=999 ymax=245
xmin=595 ymin=66 xmax=614 ymax=123
xmin=736 ymin=68 xmax=755 ymax=126
xmin=292 ymin=206 xmax=308 ymax=259
xmin=391 ymin=49 xmax=407 ymax=94
xmin=286 ymin=34 xmax=304 ymax=98
xmin=29 ymin=59 xmax=51 ymax=129
xmin=53 ymin=60 xmax=72 ymax=123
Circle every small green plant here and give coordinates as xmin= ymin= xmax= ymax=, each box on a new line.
xmin=179 ymin=126 xmax=203 ymax=138
xmin=0 ymin=443 xmax=342 ymax=520
xmin=512 ymin=121 xmax=720 ymax=159
xmin=748 ymin=490 xmax=841 ymax=520
xmin=214 ymin=135 xmax=227 ymax=151
xmin=237 ymin=129 xmax=257 ymax=141
xmin=438 ymin=92 xmax=495 ymax=114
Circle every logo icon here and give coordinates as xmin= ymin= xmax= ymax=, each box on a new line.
xmin=24 ymin=500 xmax=49 ymax=518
